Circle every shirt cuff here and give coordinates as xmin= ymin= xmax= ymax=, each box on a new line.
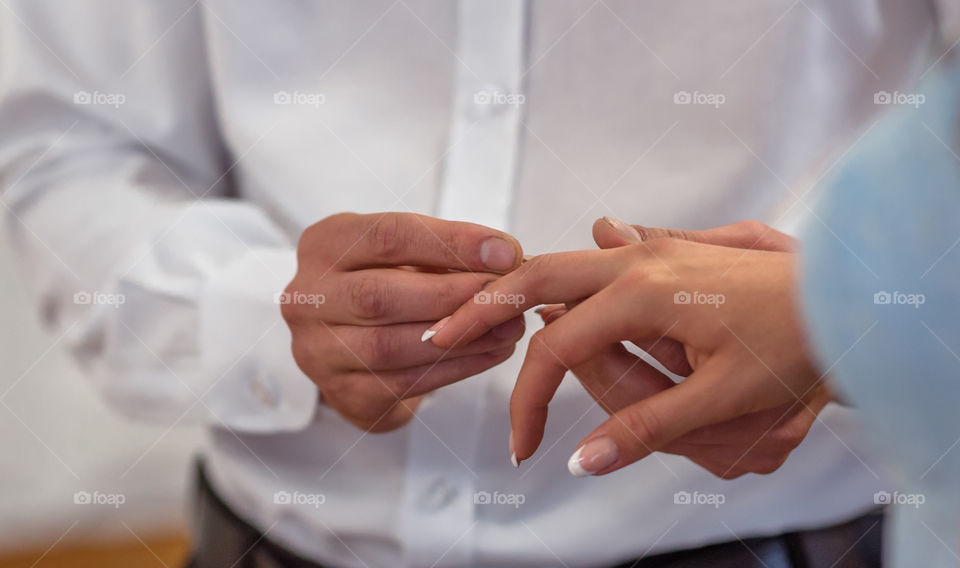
xmin=199 ymin=247 xmax=319 ymax=432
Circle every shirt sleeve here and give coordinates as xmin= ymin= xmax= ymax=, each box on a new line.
xmin=0 ymin=1 xmax=318 ymax=432
xmin=798 ymin=53 xmax=960 ymax=567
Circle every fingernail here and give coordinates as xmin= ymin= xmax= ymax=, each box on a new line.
xmin=421 ymin=316 xmax=451 ymax=342
xmin=480 ymin=238 xmax=518 ymax=270
xmin=509 ymin=431 xmax=520 ymax=468
xmin=567 ymin=437 xmax=618 ymax=477
xmin=602 ymin=217 xmax=643 ymax=244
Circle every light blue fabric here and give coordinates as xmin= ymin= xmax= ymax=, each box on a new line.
xmin=801 ymin=54 xmax=960 ymax=565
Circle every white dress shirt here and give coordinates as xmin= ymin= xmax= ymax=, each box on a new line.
xmin=0 ymin=2 xmax=951 ymax=567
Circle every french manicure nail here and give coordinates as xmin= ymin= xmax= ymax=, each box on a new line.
xmin=567 ymin=437 xmax=618 ymax=477
xmin=420 ymin=316 xmax=451 ymax=342
xmin=602 ymin=217 xmax=643 ymax=244
xmin=509 ymin=431 xmax=520 ymax=468
xmin=480 ymin=237 xmax=518 ymax=270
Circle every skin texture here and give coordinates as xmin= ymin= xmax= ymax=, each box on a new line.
xmin=281 ymin=212 xmax=526 ymax=432
xmin=431 ymin=219 xmax=827 ymax=478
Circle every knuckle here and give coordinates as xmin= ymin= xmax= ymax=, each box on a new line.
xmin=635 ymin=226 xmax=692 ymax=242
xmin=290 ymin=337 xmax=320 ymax=379
xmin=359 ymin=327 xmax=399 ymax=368
xmin=516 ymin=253 xmax=553 ymax=286
xmin=734 ymin=219 xmax=769 ymax=239
xmin=642 ymin=236 xmax=682 ymax=256
xmin=299 ymin=220 xmax=325 ymax=246
xmin=295 ymin=228 xmax=317 ymax=262
xmin=527 ymin=329 xmax=564 ymax=365
xmin=299 ymin=214 xmax=347 ymax=257
xmin=436 ymin=277 xmax=472 ymax=311
xmin=614 ymin=266 xmax=650 ymax=289
xmin=750 ymin=454 xmax=788 ymax=475
xmin=618 ymin=404 xmax=665 ymax=448
xmin=297 ymin=213 xmax=342 ymax=249
xmin=367 ymin=213 xmax=409 ymax=261
xmin=280 ymin=280 xmax=300 ymax=324
xmin=493 ymin=344 xmax=517 ymax=361
xmin=612 ymin=265 xmax=671 ymax=302
xmin=319 ymin=374 xmax=361 ymax=413
xmin=378 ymin=370 xmax=413 ymax=400
xmin=659 ymin=228 xmax=692 ymax=241
xmin=350 ymin=276 xmax=393 ymax=320
xmin=769 ymin=424 xmax=806 ymax=452
xmin=323 ymin=211 xmax=355 ymax=225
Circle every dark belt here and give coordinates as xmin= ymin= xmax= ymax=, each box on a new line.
xmin=185 ymin=461 xmax=883 ymax=568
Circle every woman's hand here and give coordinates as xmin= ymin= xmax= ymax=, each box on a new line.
xmin=537 ymin=303 xmax=830 ymax=479
xmin=427 ymin=219 xmax=826 ymax=477
xmin=542 ymin=219 xmax=828 ymax=479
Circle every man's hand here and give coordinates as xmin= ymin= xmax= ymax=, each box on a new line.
xmin=429 ymin=218 xmax=825 ymax=477
xmin=281 ymin=212 xmax=525 ymax=432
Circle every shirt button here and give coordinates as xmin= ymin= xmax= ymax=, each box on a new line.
xmin=419 ymin=477 xmax=459 ymax=512
xmin=250 ymin=375 xmax=280 ymax=408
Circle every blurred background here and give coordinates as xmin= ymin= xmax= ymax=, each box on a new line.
xmin=0 ymin=216 xmax=198 ymax=566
